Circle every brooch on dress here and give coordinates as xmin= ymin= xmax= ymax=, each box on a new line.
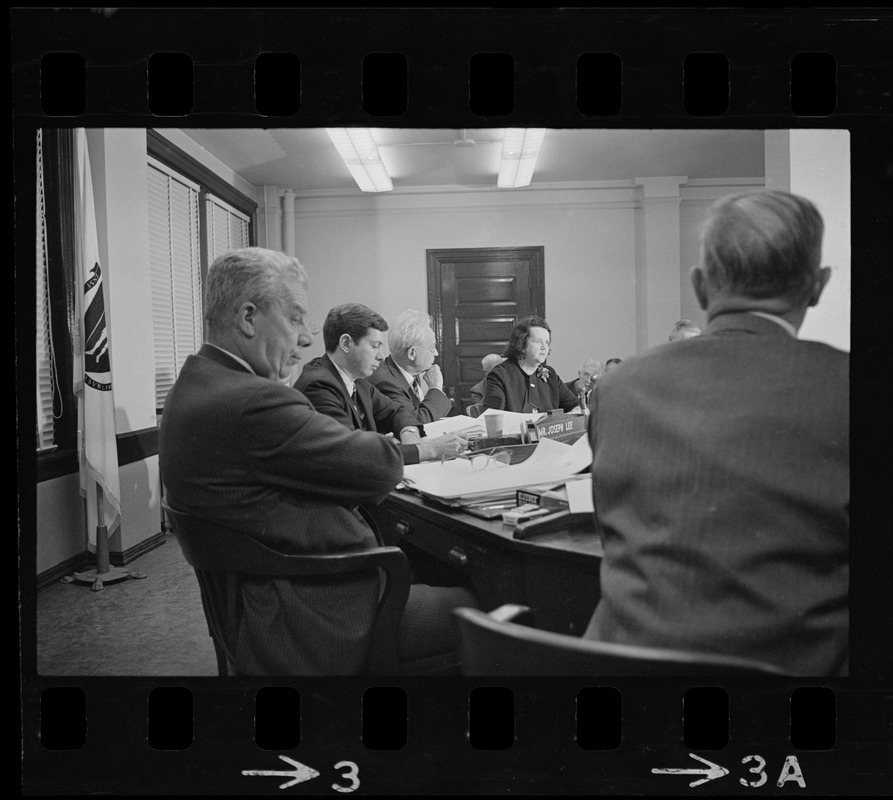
xmin=536 ymin=367 xmax=551 ymax=383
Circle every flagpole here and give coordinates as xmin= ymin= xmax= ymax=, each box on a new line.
xmin=69 ymin=482 xmax=142 ymax=591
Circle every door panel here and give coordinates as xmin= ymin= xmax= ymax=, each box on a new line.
xmin=427 ymin=247 xmax=545 ymax=411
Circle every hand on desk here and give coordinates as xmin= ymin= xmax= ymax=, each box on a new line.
xmin=417 ymin=432 xmax=468 ymax=462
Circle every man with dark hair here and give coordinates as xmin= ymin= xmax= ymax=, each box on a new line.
xmin=295 ymin=303 xmax=466 ymax=464
xmin=585 ymin=190 xmax=848 ymax=676
xmin=366 ymin=308 xmax=454 ymax=424
xmin=160 ymin=248 xmax=474 ymax=675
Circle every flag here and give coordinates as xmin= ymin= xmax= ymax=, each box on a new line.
xmin=74 ymin=128 xmax=121 ymax=545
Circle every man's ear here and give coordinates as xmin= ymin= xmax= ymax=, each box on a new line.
xmin=690 ymin=266 xmax=710 ymax=310
xmin=338 ymin=333 xmax=353 ymax=353
xmin=236 ymin=302 xmax=257 ymax=336
xmin=808 ymin=266 xmax=833 ymax=307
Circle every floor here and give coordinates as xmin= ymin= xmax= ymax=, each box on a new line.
xmin=35 ymin=532 xmax=219 ymax=677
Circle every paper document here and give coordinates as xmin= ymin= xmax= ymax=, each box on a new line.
xmin=402 ymin=436 xmax=592 ymax=501
xmin=423 ymin=414 xmax=486 ymax=438
xmin=565 ymin=474 xmax=595 ymax=514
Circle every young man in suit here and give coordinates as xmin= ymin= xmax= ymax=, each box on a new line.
xmin=366 ymin=308 xmax=454 ymax=424
xmin=159 ymin=248 xmax=474 ymax=675
xmin=295 ymin=303 xmax=466 ymax=464
xmin=585 ymin=190 xmax=848 ymax=676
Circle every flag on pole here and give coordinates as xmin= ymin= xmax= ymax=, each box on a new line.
xmin=74 ymin=128 xmax=121 ymax=545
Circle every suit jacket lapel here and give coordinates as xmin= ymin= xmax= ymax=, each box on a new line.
xmin=321 ymin=354 xmax=366 ymax=430
xmin=387 ymin=356 xmax=420 ymax=409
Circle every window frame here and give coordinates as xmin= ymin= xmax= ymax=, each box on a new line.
xmin=36 ymin=128 xmax=80 ymax=482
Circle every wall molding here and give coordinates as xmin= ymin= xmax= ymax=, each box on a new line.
xmin=37 ymin=531 xmax=168 ymax=592
xmin=116 ymin=426 xmax=159 ymax=467
xmin=147 ymin=130 xmax=257 ymax=217
xmin=38 ymin=426 xmax=159 ymax=482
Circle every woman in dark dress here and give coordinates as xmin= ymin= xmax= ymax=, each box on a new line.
xmin=482 ymin=316 xmax=579 ymax=413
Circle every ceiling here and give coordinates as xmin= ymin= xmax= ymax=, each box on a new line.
xmin=174 ymin=127 xmax=766 ymax=194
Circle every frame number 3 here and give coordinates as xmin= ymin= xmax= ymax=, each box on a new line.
xmin=332 ymin=761 xmax=360 ymax=793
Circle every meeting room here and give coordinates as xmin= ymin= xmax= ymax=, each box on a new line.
xmin=30 ymin=126 xmax=851 ymax=678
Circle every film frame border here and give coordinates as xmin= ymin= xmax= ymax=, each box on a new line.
xmin=15 ymin=6 xmax=893 ymax=796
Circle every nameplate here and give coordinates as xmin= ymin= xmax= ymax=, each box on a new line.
xmin=534 ymin=413 xmax=587 ymax=442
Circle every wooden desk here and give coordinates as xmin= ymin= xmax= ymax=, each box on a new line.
xmin=369 ymin=490 xmax=603 ymax=637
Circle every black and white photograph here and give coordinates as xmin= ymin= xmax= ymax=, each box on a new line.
xmin=32 ymin=125 xmax=852 ymax=680
xmin=16 ymin=6 xmax=891 ymax=796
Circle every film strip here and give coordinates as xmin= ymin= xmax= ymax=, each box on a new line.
xmin=15 ymin=7 xmax=892 ymax=795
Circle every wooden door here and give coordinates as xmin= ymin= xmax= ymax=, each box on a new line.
xmin=427 ymin=246 xmax=545 ymax=412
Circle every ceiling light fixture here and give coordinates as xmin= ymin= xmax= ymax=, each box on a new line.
xmin=325 ymin=128 xmax=393 ymax=192
xmin=496 ymin=128 xmax=546 ymax=188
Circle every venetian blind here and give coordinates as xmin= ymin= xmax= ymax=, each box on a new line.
xmin=36 ymin=129 xmax=57 ymax=451
xmin=147 ymin=158 xmax=202 ymax=411
xmin=205 ymin=194 xmax=250 ymax=265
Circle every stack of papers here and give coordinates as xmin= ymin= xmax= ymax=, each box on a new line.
xmin=422 ymin=414 xmax=486 ymax=439
xmin=401 ymin=435 xmax=593 ymax=502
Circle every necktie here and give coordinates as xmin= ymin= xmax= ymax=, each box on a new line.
xmin=351 ymin=389 xmax=367 ymax=429
xmin=413 ymin=375 xmax=425 ymax=401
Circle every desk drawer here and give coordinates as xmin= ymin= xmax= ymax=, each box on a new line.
xmin=373 ymin=504 xmax=523 ymax=607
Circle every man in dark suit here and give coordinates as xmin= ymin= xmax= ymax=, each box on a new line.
xmin=585 ymin=190 xmax=848 ymax=676
xmin=366 ymin=308 xmax=454 ymax=424
xmin=563 ymin=357 xmax=603 ymax=409
xmin=160 ymin=248 xmax=474 ymax=675
xmin=295 ymin=304 xmax=467 ymax=464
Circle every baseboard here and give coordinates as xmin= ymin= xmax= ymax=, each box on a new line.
xmin=37 ymin=553 xmax=89 ymax=592
xmin=37 ymin=531 xmax=168 ymax=592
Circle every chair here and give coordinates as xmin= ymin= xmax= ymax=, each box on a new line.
xmin=162 ymin=500 xmax=416 ymax=676
xmin=467 ymin=403 xmax=484 ymax=418
xmin=453 ymin=605 xmax=789 ymax=676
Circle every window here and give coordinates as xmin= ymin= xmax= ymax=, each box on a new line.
xmin=147 ymin=159 xmax=203 ymax=412
xmin=36 ymin=129 xmax=55 ymax=451
xmin=206 ymin=194 xmax=251 ymax=264
xmin=36 ymin=129 xmax=79 ymax=476
xmin=146 ymin=131 xmax=256 ymax=413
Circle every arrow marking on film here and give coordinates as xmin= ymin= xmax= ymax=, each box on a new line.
xmin=652 ymin=752 xmax=730 ymax=788
xmin=242 ymin=755 xmax=320 ymax=789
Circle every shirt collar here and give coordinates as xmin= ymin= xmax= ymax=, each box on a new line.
xmin=394 ymin=359 xmax=418 ymax=387
xmin=329 ymin=356 xmax=356 ymax=396
xmin=747 ymin=311 xmax=798 ymax=338
xmin=204 ymin=342 xmax=257 ymax=375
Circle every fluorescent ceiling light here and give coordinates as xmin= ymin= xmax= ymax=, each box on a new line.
xmin=325 ymin=128 xmax=393 ymax=192
xmin=497 ymin=128 xmax=546 ymax=188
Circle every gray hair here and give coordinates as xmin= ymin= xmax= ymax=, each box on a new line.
xmin=482 ymin=353 xmax=505 ymax=373
xmin=699 ymin=190 xmax=824 ymax=304
xmin=204 ymin=248 xmax=307 ymax=331
xmin=668 ymin=319 xmax=702 ymax=342
xmin=387 ymin=309 xmax=435 ymax=354
xmin=580 ymin=357 xmax=603 ymax=375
